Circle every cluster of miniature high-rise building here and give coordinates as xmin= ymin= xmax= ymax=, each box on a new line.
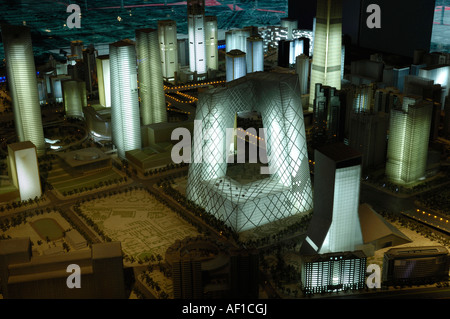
xmin=1 ymin=0 xmax=449 ymax=298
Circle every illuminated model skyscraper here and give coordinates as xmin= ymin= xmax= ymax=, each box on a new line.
xmin=301 ymin=251 xmax=366 ymax=294
xmin=385 ymin=97 xmax=433 ymax=185
xmin=109 ymin=40 xmax=142 ymax=159
xmin=309 ymin=0 xmax=343 ymax=107
xmin=205 ymin=16 xmax=218 ymax=71
xmin=1 ymin=25 xmax=45 ymax=154
xmin=187 ymin=0 xmax=207 ymax=75
xmin=226 ymin=50 xmax=247 ymax=82
xmin=51 ymin=75 xmax=71 ymax=103
xmin=96 ymin=55 xmax=111 ymax=107
xmin=246 ymin=36 xmax=264 ymax=74
xmin=418 ymin=65 xmax=450 ymax=108
xmin=7 ymin=141 xmax=41 ymax=201
xmin=187 ymin=72 xmax=313 ymax=232
xmin=158 ymin=20 xmax=178 ymax=81
xmin=301 ymin=143 xmax=364 ymax=255
xmin=225 ymin=29 xmax=251 ymax=53
xmin=136 ymin=28 xmax=167 ymax=125
xmin=293 ymin=38 xmax=307 ymax=60
xmin=353 ymin=84 xmax=375 ymax=113
xmin=62 ymin=80 xmax=86 ymax=118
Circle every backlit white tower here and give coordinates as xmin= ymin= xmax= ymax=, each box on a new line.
xmin=309 ymin=0 xmax=343 ymax=107
xmin=291 ymin=38 xmax=305 ymax=64
xmin=158 ymin=20 xmax=178 ymax=82
xmin=187 ymin=0 xmax=207 ymax=75
xmin=1 ymin=24 xmax=45 ymax=155
xmin=109 ymin=40 xmax=141 ymax=159
xmin=96 ymin=55 xmax=111 ymax=107
xmin=205 ymin=16 xmax=218 ymax=71
xmin=385 ymin=97 xmax=432 ymax=185
xmin=302 ymin=143 xmax=363 ymax=255
xmin=136 ymin=28 xmax=167 ymax=125
xmin=8 ymin=141 xmax=41 ymax=201
xmin=226 ymin=50 xmax=246 ymax=82
xmin=246 ymin=36 xmax=264 ymax=74
xmin=62 ymin=80 xmax=86 ymax=118
xmin=226 ymin=29 xmax=251 ymax=53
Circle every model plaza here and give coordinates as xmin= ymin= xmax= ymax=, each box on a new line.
xmin=0 ymin=0 xmax=449 ymax=303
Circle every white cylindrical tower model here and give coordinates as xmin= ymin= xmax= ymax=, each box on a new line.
xmin=1 ymin=24 xmax=45 ymax=154
xmin=226 ymin=49 xmax=246 ymax=82
xmin=109 ymin=40 xmax=142 ymax=159
xmin=296 ymin=54 xmax=310 ymax=95
xmin=187 ymin=0 xmax=207 ymax=75
xmin=204 ymin=16 xmax=218 ymax=71
xmin=246 ymin=36 xmax=264 ymax=74
xmin=51 ymin=74 xmax=71 ymax=103
xmin=78 ymin=81 xmax=87 ymax=108
xmin=292 ymin=38 xmax=304 ymax=62
xmin=136 ymin=28 xmax=167 ymax=125
xmin=158 ymin=20 xmax=178 ymax=82
xmin=62 ymin=80 xmax=85 ymax=118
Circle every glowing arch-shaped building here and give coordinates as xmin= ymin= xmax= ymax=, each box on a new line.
xmin=186 ymin=72 xmax=313 ymax=232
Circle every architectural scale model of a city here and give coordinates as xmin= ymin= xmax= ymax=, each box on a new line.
xmin=0 ymin=0 xmax=449 ymax=300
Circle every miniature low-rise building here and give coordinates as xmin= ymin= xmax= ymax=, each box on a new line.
xmin=0 ymin=238 xmax=126 ymax=299
xmin=166 ymin=236 xmax=258 ymax=299
xmin=358 ymin=203 xmax=411 ymax=253
xmin=7 ymin=141 xmax=41 ymax=201
xmin=382 ymin=246 xmax=449 ymax=285
xmin=300 ymin=250 xmax=367 ymax=294
xmin=58 ymin=147 xmax=111 ymax=175
xmin=65 ymin=229 xmax=87 ymax=250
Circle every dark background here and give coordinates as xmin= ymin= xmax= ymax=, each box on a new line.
xmin=289 ymin=0 xmax=437 ymax=58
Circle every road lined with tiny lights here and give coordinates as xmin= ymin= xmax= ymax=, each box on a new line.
xmin=402 ymin=209 xmax=450 ymax=234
